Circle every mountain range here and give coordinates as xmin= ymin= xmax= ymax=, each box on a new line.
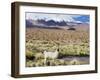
xmin=26 ymin=19 xmax=89 ymax=30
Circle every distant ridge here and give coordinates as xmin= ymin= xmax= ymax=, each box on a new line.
xmin=26 ymin=19 xmax=86 ymax=27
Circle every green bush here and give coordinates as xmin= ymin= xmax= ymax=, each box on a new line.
xmin=26 ymin=50 xmax=35 ymax=59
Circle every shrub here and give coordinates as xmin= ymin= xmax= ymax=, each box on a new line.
xmin=26 ymin=50 xmax=35 ymax=60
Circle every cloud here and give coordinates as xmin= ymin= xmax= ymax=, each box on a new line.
xmin=26 ymin=12 xmax=89 ymax=23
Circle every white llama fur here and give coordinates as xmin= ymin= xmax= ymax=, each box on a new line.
xmin=43 ymin=50 xmax=59 ymax=59
xmin=43 ymin=49 xmax=59 ymax=65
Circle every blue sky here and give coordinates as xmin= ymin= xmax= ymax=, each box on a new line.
xmin=73 ymin=15 xmax=90 ymax=24
xmin=26 ymin=12 xmax=90 ymax=24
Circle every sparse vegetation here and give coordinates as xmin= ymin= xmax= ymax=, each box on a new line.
xmin=26 ymin=27 xmax=89 ymax=67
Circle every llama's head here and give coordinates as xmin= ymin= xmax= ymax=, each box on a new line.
xmin=43 ymin=50 xmax=46 ymax=54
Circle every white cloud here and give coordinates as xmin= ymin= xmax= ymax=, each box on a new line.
xmin=26 ymin=12 xmax=81 ymax=22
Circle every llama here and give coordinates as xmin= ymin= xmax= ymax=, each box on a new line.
xmin=43 ymin=49 xmax=59 ymax=65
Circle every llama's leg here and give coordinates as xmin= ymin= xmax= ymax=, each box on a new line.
xmin=44 ymin=56 xmax=46 ymax=66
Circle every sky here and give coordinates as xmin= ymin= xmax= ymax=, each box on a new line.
xmin=26 ymin=12 xmax=90 ymax=24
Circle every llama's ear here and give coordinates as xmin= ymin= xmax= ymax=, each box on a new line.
xmin=42 ymin=50 xmax=45 ymax=54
